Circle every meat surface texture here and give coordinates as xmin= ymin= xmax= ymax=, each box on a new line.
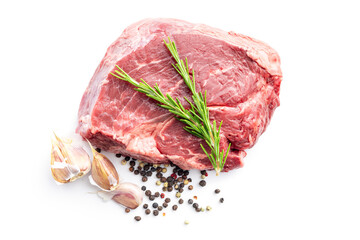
xmin=77 ymin=18 xmax=282 ymax=172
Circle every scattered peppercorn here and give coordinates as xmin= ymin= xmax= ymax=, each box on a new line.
xmin=188 ymin=199 xmax=193 ymax=204
xmin=151 ymin=167 xmax=156 ymax=172
xmin=187 ymin=178 xmax=192 ymax=182
xmin=115 ymin=153 xmax=122 ymax=158
xmin=167 ymin=186 xmax=173 ymax=192
xmin=220 ymin=198 xmax=224 ymax=203
xmin=143 ymin=204 xmax=148 ymax=209
xmin=178 ymin=199 xmax=184 ymax=204
xmin=145 ymin=209 xmax=151 ymax=214
xmin=165 ymin=198 xmax=171 ymax=203
xmin=215 ymin=189 xmax=220 ymax=194
xmin=134 ymin=216 xmax=141 ymax=221
xmin=162 ymin=187 xmax=167 ymax=192
xmin=179 ymin=188 xmax=184 ymax=193
xmin=193 ymin=203 xmax=199 ymax=209
xmin=196 ymin=208 xmax=201 ymax=212
xmin=129 ymin=167 xmax=134 ymax=172
xmin=141 ymin=186 xmax=146 ymax=191
xmin=156 ymin=172 xmax=163 ymax=178
xmin=162 ymin=202 xmax=168 ymax=208
xmin=142 ymin=176 xmax=148 ymax=182
xmin=149 ymin=195 xmax=155 ymax=201
xmin=178 ymin=169 xmax=184 ymax=176
xmin=179 ymin=183 xmax=185 ymax=188
xmin=199 ymin=180 xmax=206 ymax=187
xmin=154 ymin=192 xmax=160 ymax=197
xmin=124 ymin=156 xmax=130 ymax=161
xmin=153 ymin=210 xmax=159 ymax=216
xmin=140 ymin=170 xmax=146 ymax=176
xmin=130 ymin=161 xmax=135 ymax=166
xmin=125 ymin=208 xmax=130 ymax=213
xmin=160 ymin=177 xmax=167 ymax=183
xmin=144 ymin=165 xmax=150 ymax=171
xmin=188 ymin=185 xmax=193 ymax=190
xmin=200 ymin=170 xmax=206 ymax=175
xmin=172 ymin=205 xmax=178 ymax=211
xmin=152 ymin=203 xmax=158 ymax=208
xmin=146 ymin=171 xmax=152 ymax=177
xmin=157 ymin=206 xmax=163 ymax=211
xmin=145 ymin=190 xmax=151 ymax=196
xmin=183 ymin=170 xmax=189 ymax=176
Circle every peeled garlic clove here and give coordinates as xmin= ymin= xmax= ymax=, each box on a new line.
xmin=51 ymin=133 xmax=91 ymax=183
xmin=112 ymin=182 xmax=143 ymax=209
xmin=88 ymin=141 xmax=119 ymax=191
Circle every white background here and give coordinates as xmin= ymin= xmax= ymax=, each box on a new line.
xmin=1 ymin=0 xmax=359 ymax=239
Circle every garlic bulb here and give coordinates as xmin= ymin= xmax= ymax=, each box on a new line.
xmin=51 ymin=133 xmax=91 ymax=183
xmin=88 ymin=141 xmax=119 ymax=191
xmin=112 ymin=182 xmax=143 ymax=209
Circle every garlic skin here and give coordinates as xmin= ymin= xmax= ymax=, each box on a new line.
xmin=51 ymin=133 xmax=91 ymax=183
xmin=112 ymin=182 xmax=143 ymax=209
xmin=88 ymin=142 xmax=119 ymax=191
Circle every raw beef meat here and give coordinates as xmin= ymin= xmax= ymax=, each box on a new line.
xmin=77 ymin=18 xmax=282 ymax=171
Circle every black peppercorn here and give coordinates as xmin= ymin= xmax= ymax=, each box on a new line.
xmin=156 ymin=167 xmax=162 ymax=172
xmin=130 ymin=161 xmax=135 ymax=166
xmin=172 ymin=205 xmax=178 ymax=210
xmin=149 ymin=195 xmax=155 ymax=201
xmin=151 ymin=167 xmax=156 ymax=172
xmin=134 ymin=170 xmax=139 ymax=175
xmin=178 ymin=169 xmax=184 ymax=176
xmin=188 ymin=199 xmax=193 ymax=204
xmin=152 ymin=203 xmax=158 ymax=208
xmin=165 ymin=198 xmax=171 ymax=203
xmin=134 ymin=216 xmax=141 ymax=221
xmin=200 ymin=170 xmax=207 ymax=175
xmin=156 ymin=172 xmax=163 ymax=178
xmin=183 ymin=170 xmax=189 ymax=176
xmin=179 ymin=188 xmax=184 ymax=193
xmin=145 ymin=190 xmax=151 ymax=196
xmin=162 ymin=202 xmax=168 ymax=208
xmin=125 ymin=208 xmax=130 ymax=213
xmin=215 ymin=189 xmax=220 ymax=194
xmin=167 ymin=186 xmax=173 ymax=192
xmin=115 ymin=153 xmax=122 ymax=158
xmin=142 ymin=176 xmax=148 ymax=182
xmin=193 ymin=203 xmax=199 ymax=209
xmin=144 ymin=165 xmax=150 ymax=171
xmin=141 ymin=186 xmax=146 ymax=191
xmin=146 ymin=171 xmax=152 ymax=177
xmin=153 ymin=210 xmax=159 ymax=216
xmin=196 ymin=208 xmax=201 ymax=212
xmin=179 ymin=183 xmax=185 ymax=188
xmin=140 ymin=171 xmax=146 ymax=176
xmin=137 ymin=166 xmax=142 ymax=170
xmin=162 ymin=187 xmax=167 ymax=192
xmin=178 ymin=199 xmax=184 ymax=204
xmin=188 ymin=185 xmax=193 ymax=190
xmin=199 ymin=180 xmax=206 ymax=187
xmin=154 ymin=192 xmax=160 ymax=197
xmin=220 ymin=198 xmax=224 ymax=203
xmin=160 ymin=177 xmax=167 ymax=183
xmin=145 ymin=209 xmax=151 ymax=215
xmin=157 ymin=206 xmax=163 ymax=211
xmin=124 ymin=156 xmax=130 ymax=161
xmin=129 ymin=167 xmax=134 ymax=172
xmin=143 ymin=204 xmax=148 ymax=209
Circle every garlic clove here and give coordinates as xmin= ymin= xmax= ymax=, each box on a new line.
xmin=88 ymin=141 xmax=119 ymax=191
xmin=112 ymin=182 xmax=143 ymax=209
xmin=51 ymin=133 xmax=91 ymax=183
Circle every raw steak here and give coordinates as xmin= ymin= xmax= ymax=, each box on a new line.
xmin=77 ymin=18 xmax=282 ymax=171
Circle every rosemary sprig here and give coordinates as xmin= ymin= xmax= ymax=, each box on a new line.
xmin=110 ymin=38 xmax=230 ymax=175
